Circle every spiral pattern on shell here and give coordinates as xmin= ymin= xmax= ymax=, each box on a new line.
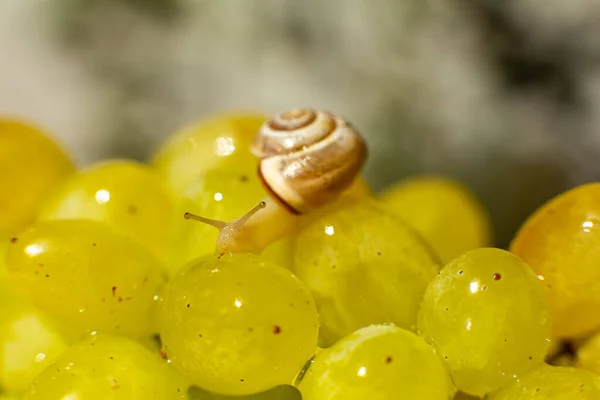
xmin=252 ymin=108 xmax=367 ymax=214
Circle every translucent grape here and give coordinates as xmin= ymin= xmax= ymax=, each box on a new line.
xmin=292 ymin=199 xmax=440 ymax=347
xmin=298 ymin=325 xmax=456 ymax=400
xmin=487 ymin=365 xmax=600 ymax=400
xmin=418 ymin=248 xmax=551 ymax=396
xmin=157 ymin=253 xmax=319 ymax=396
xmin=0 ymin=282 xmax=68 ymax=393
xmin=152 ymin=112 xmax=267 ymax=193
xmin=7 ymin=219 xmax=165 ymax=340
xmin=38 ymin=160 xmax=179 ymax=272
xmin=380 ymin=176 xmax=492 ymax=263
xmin=577 ymin=332 xmax=600 ymax=375
xmin=0 ymin=119 xmax=75 ymax=240
xmin=188 ymin=385 xmax=301 ymax=400
xmin=510 ymin=183 xmax=600 ymax=339
xmin=22 ymin=332 xmax=188 ymax=400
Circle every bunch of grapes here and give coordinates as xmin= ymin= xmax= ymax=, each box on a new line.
xmin=1 ymin=110 xmax=600 ymax=400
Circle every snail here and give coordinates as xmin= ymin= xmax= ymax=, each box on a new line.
xmin=184 ymin=108 xmax=368 ymax=254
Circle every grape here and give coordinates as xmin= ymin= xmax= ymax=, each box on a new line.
xmin=7 ymin=219 xmax=165 ymax=340
xmin=292 ymin=199 xmax=440 ymax=347
xmin=0 ymin=282 xmax=68 ymax=393
xmin=417 ymin=248 xmax=551 ymax=396
xmin=157 ymin=253 xmax=319 ymax=396
xmin=152 ymin=112 xmax=267 ymax=194
xmin=298 ymin=324 xmax=456 ymax=400
xmin=576 ymin=332 xmax=600 ymax=375
xmin=380 ymin=176 xmax=492 ymax=264
xmin=0 ymin=119 xmax=75 ymax=240
xmin=22 ymin=332 xmax=189 ymax=400
xmin=38 ymin=160 xmax=179 ymax=272
xmin=188 ymin=385 xmax=301 ymax=400
xmin=487 ymin=365 xmax=600 ymax=400
xmin=510 ymin=183 xmax=600 ymax=339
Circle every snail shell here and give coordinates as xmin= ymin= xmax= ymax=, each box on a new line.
xmin=252 ymin=109 xmax=367 ymax=214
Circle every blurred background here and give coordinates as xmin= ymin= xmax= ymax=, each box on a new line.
xmin=1 ymin=0 xmax=600 ymax=247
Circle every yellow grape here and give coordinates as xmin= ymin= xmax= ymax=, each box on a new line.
xmin=152 ymin=112 xmax=267 ymax=193
xmin=298 ymin=325 xmax=456 ymax=400
xmin=380 ymin=175 xmax=492 ymax=264
xmin=188 ymin=385 xmax=300 ymax=400
xmin=157 ymin=253 xmax=319 ymax=396
xmin=0 ymin=282 xmax=68 ymax=393
xmin=7 ymin=219 xmax=165 ymax=340
xmin=0 ymin=119 xmax=75 ymax=240
xmin=418 ymin=248 xmax=551 ymax=396
xmin=23 ymin=332 xmax=188 ymax=400
xmin=510 ymin=183 xmax=600 ymax=339
xmin=453 ymin=393 xmax=480 ymax=400
xmin=38 ymin=160 xmax=179 ymax=272
xmin=487 ymin=364 xmax=600 ymax=400
xmin=173 ymin=169 xmax=294 ymax=271
xmin=293 ymin=199 xmax=439 ymax=347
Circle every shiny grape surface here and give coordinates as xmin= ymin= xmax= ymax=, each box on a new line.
xmin=293 ymin=199 xmax=440 ymax=347
xmin=188 ymin=385 xmax=301 ymax=400
xmin=22 ymin=332 xmax=189 ymax=400
xmin=0 ymin=282 xmax=68 ymax=393
xmin=157 ymin=253 xmax=319 ymax=396
xmin=38 ymin=160 xmax=179 ymax=271
xmin=510 ymin=183 xmax=600 ymax=339
xmin=7 ymin=219 xmax=165 ymax=340
xmin=298 ymin=325 xmax=456 ymax=400
xmin=152 ymin=112 xmax=267 ymax=193
xmin=418 ymin=248 xmax=551 ymax=396
xmin=487 ymin=365 xmax=600 ymax=400
xmin=380 ymin=176 xmax=492 ymax=264
xmin=0 ymin=119 xmax=75 ymax=240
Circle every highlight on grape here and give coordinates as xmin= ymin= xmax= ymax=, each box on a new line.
xmin=1 ymin=111 xmax=600 ymax=399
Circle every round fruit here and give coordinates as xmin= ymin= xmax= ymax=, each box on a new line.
xmin=22 ymin=332 xmax=188 ymax=400
xmin=380 ymin=176 xmax=492 ymax=264
xmin=7 ymin=219 xmax=165 ymax=340
xmin=0 ymin=119 xmax=75 ymax=240
xmin=157 ymin=253 xmax=319 ymax=395
xmin=293 ymin=199 xmax=439 ymax=347
xmin=298 ymin=324 xmax=456 ymax=400
xmin=418 ymin=248 xmax=551 ymax=396
xmin=511 ymin=183 xmax=600 ymax=338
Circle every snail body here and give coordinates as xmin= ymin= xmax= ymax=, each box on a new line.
xmin=185 ymin=108 xmax=368 ymax=254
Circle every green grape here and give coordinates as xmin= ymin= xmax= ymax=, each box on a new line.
xmin=292 ymin=199 xmax=440 ymax=347
xmin=487 ymin=365 xmax=600 ymax=400
xmin=22 ymin=332 xmax=189 ymax=400
xmin=0 ymin=282 xmax=68 ymax=393
xmin=38 ymin=160 xmax=179 ymax=272
xmin=157 ymin=253 xmax=319 ymax=396
xmin=0 ymin=118 xmax=75 ymax=240
xmin=7 ymin=219 xmax=165 ymax=340
xmin=152 ymin=112 xmax=267 ymax=193
xmin=188 ymin=385 xmax=301 ymax=400
xmin=380 ymin=175 xmax=492 ymax=264
xmin=418 ymin=248 xmax=551 ymax=396
xmin=298 ymin=324 xmax=456 ymax=400
xmin=174 ymin=169 xmax=294 ymax=271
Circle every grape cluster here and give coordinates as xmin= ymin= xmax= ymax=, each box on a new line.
xmin=1 ymin=112 xmax=600 ymax=399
